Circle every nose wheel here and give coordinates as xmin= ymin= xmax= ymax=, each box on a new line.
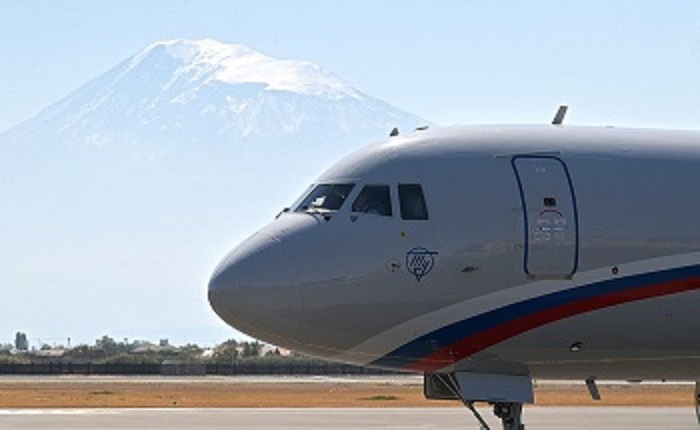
xmin=492 ymin=402 xmax=525 ymax=430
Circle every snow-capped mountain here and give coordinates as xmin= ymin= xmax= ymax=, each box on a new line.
xmin=2 ymin=39 xmax=426 ymax=147
xmin=0 ymin=39 xmax=429 ymax=346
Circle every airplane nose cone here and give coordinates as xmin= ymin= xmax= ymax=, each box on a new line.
xmin=208 ymin=231 xmax=303 ymax=344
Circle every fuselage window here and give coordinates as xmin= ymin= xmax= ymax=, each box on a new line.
xmin=294 ymin=184 xmax=355 ymax=212
xmin=399 ymin=184 xmax=429 ymax=220
xmin=352 ymin=185 xmax=392 ymax=216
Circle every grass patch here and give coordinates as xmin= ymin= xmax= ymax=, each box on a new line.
xmin=90 ymin=391 xmax=117 ymax=395
xmin=361 ymin=395 xmax=400 ymax=401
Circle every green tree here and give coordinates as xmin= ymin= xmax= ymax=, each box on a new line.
xmin=95 ymin=335 xmax=119 ymax=357
xmin=0 ymin=353 xmax=30 ymax=364
xmin=213 ymin=339 xmax=239 ymax=362
xmin=241 ymin=341 xmax=261 ymax=358
xmin=178 ymin=344 xmax=204 ymax=362
xmin=14 ymin=332 xmax=28 ymax=351
xmin=265 ymin=347 xmax=281 ymax=357
xmin=65 ymin=344 xmax=99 ymax=360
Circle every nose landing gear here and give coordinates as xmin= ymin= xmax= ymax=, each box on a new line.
xmin=424 ymin=372 xmax=532 ymax=430
xmin=461 ymin=399 xmax=525 ymax=430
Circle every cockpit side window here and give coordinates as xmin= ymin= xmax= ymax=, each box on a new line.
xmin=352 ymin=185 xmax=392 ymax=217
xmin=399 ymin=184 xmax=429 ymax=220
xmin=294 ymin=184 xmax=355 ymax=212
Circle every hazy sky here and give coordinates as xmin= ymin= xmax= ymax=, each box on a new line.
xmin=2 ymin=1 xmax=699 ymax=132
xmin=1 ymin=1 xmax=700 ymax=348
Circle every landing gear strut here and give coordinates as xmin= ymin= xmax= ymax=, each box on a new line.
xmin=695 ymin=382 xmax=700 ymax=425
xmin=424 ymin=372 xmax=532 ymax=430
xmin=461 ymin=399 xmax=525 ymax=430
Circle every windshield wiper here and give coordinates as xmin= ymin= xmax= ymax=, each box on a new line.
xmin=305 ymin=207 xmax=333 ymax=221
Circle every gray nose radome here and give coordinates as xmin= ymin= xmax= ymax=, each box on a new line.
xmin=208 ymin=233 xmax=303 ymax=345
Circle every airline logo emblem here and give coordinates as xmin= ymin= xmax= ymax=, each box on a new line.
xmin=406 ymin=247 xmax=438 ymax=282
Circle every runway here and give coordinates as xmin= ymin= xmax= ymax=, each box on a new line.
xmin=0 ymin=407 xmax=696 ymax=429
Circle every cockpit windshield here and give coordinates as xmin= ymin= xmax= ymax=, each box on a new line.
xmin=352 ymin=185 xmax=392 ymax=216
xmin=294 ymin=184 xmax=355 ymax=213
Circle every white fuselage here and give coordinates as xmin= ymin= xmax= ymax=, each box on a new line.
xmin=209 ymin=125 xmax=700 ymax=381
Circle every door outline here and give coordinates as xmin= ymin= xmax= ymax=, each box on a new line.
xmin=511 ymin=155 xmax=580 ymax=278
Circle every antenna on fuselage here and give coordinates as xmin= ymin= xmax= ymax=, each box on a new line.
xmin=552 ymin=105 xmax=568 ymax=125
xmin=389 ymin=127 xmax=400 ymax=137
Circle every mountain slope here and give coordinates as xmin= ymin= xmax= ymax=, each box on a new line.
xmin=0 ymin=39 xmax=429 ymax=346
xmin=2 ymin=39 xmax=427 ymax=147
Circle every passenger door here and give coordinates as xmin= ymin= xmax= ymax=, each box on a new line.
xmin=512 ymin=156 xmax=579 ymax=279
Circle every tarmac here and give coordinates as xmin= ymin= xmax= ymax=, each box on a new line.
xmin=0 ymin=407 xmax=697 ymax=429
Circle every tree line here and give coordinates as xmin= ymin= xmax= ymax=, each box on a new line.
xmin=0 ymin=332 xmax=303 ymax=365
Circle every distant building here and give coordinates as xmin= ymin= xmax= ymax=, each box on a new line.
xmin=31 ymin=349 xmax=65 ymax=358
xmin=131 ymin=341 xmax=177 ymax=354
xmin=260 ymin=344 xmax=292 ymax=357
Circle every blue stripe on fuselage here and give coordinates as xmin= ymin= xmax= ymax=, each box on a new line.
xmin=369 ymin=264 xmax=700 ymax=369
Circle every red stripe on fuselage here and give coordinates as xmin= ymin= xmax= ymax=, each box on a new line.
xmin=404 ymin=277 xmax=700 ymax=372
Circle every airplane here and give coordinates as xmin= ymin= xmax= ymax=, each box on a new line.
xmin=208 ymin=106 xmax=700 ymax=429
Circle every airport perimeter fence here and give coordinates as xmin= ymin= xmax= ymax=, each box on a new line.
xmin=205 ymin=361 xmax=402 ymax=376
xmin=0 ymin=362 xmax=161 ymax=375
xmin=0 ymin=361 xmax=402 ymax=376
